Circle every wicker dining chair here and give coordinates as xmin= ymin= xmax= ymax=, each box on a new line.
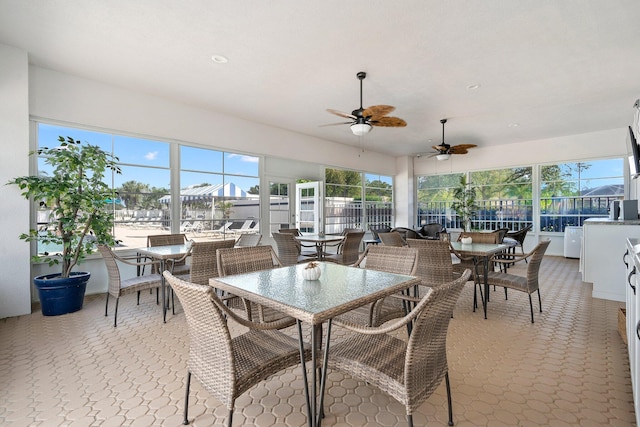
xmin=164 ymin=272 xmax=310 ymax=427
xmin=406 ymin=238 xmax=456 ymax=287
xmin=235 ymin=233 xmax=262 ymax=247
xmin=377 ymin=231 xmax=406 ymax=247
xmin=217 ymin=245 xmax=295 ymax=326
xmin=324 ymin=231 xmax=365 ymax=265
xmin=486 ymin=239 xmax=551 ymax=323
xmin=417 ymin=222 xmax=445 ymax=240
xmin=504 ymin=224 xmax=533 ymax=261
xmin=327 ymin=269 xmax=471 ymax=427
xmin=97 ymin=244 xmax=163 ymax=327
xmin=336 ymin=245 xmax=419 ymax=328
xmin=272 ymin=232 xmax=315 ymax=265
xmin=174 ymin=239 xmax=236 ymax=285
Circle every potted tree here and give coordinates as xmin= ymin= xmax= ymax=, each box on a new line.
xmin=451 ymin=175 xmax=478 ymax=232
xmin=8 ymin=136 xmax=121 ymax=316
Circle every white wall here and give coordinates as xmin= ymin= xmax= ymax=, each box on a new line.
xmin=29 ymin=66 xmax=397 ymax=176
xmin=0 ymin=44 xmax=32 ymax=318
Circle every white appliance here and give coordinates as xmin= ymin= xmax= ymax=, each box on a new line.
xmin=564 ymin=226 xmax=582 ymax=258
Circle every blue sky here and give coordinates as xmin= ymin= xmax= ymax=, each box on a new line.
xmin=38 ymin=123 xmax=259 ymax=191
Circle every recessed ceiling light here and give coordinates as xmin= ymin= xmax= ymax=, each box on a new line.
xmin=211 ymin=55 xmax=228 ymax=64
xmin=466 ymin=84 xmax=480 ymax=90
xmin=508 ymin=123 xmax=520 ymax=128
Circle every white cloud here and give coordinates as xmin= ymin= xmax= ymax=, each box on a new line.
xmin=145 ymin=151 xmax=159 ymax=160
xmin=227 ymin=153 xmax=259 ymax=163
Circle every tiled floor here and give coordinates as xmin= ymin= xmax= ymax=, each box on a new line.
xmin=0 ymin=256 xmax=635 ymax=426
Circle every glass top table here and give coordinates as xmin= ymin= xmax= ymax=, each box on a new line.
xmin=213 ymin=261 xmax=421 ymax=426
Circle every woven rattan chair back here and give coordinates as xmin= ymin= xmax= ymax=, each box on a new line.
xmin=216 ymin=246 xmax=290 ymax=324
xmin=378 ymin=231 xmax=406 ymax=247
xmin=457 ymin=231 xmax=499 ymax=244
xmin=354 ymin=245 xmax=418 ymax=275
xmin=217 ymin=245 xmax=282 ymax=277
xmin=419 ymin=222 xmax=444 ymax=239
xmin=324 ymin=231 xmax=365 ymax=265
xmin=327 ymin=270 xmax=470 ymax=426
xmin=235 ymin=233 xmax=262 ymax=247
xmin=494 ymin=228 xmax=509 ymax=243
xmin=164 ymin=272 xmax=306 ymax=426
xmin=272 ymin=232 xmax=305 ymax=266
xmin=97 ymin=244 xmax=162 ymax=327
xmin=406 ymin=238 xmax=454 ymax=287
xmin=187 ymin=239 xmax=236 ymax=285
xmin=345 ymin=245 xmax=419 ymax=327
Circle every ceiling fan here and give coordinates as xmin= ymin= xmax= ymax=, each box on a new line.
xmin=324 ymin=71 xmax=407 ymax=136
xmin=417 ymin=119 xmax=477 ymax=160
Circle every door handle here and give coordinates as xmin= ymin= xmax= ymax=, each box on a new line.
xmin=636 ymin=321 xmax=640 ymax=341
xmin=624 ymin=249 xmax=629 ymax=268
xmin=628 ymin=266 xmax=636 ymax=295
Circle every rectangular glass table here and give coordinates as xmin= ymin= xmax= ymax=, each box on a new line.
xmin=450 ymin=241 xmax=510 ymax=319
xmin=137 ymin=243 xmax=189 ymax=322
xmin=212 ymin=261 xmax=421 ymax=427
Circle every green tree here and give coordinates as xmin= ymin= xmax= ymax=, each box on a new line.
xmin=450 ymin=175 xmax=478 ymax=231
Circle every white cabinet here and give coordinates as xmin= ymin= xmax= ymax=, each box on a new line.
xmin=582 ymin=219 xmax=640 ymax=302
xmin=629 ymin=239 xmax=640 ymax=425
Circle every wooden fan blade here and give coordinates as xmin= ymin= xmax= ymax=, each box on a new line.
xmin=449 ymin=144 xmax=477 ymax=154
xmin=319 ymin=121 xmax=352 ymax=127
xmin=327 ymin=109 xmax=356 ymax=120
xmin=370 ymin=116 xmax=407 ymax=127
xmin=363 ymin=105 xmax=395 ymax=119
xmin=432 ymin=144 xmax=449 ymax=151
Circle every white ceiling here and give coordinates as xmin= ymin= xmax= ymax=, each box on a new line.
xmin=2 ymin=0 xmax=640 ymax=157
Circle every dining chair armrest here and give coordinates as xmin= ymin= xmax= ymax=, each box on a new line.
xmin=449 ymin=245 xmax=475 ymax=262
xmin=333 ymin=287 xmax=433 ymax=335
xmin=114 ymin=252 xmax=161 ymax=268
xmin=212 ymin=295 xmax=296 ymax=330
xmin=490 ymin=251 xmax=532 ymax=265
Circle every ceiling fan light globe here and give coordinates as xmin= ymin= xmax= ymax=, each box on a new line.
xmin=351 ymin=123 xmax=372 ymax=136
xmin=436 ymin=153 xmax=451 ymax=161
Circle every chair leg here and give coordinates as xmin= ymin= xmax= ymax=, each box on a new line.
xmin=105 ymin=293 xmax=109 ymax=316
xmin=537 ymin=289 xmax=542 ymax=312
xmin=528 ymin=294 xmax=534 ymax=323
xmin=407 ymin=414 xmax=413 ymax=427
xmin=183 ymin=371 xmax=191 ymax=425
xmin=227 ymin=409 xmax=233 ymax=427
xmin=114 ymin=298 xmax=119 ymax=328
xmin=445 ymin=372 xmax=454 ymax=426
xmin=504 ymin=287 xmax=508 ymax=300
xmin=137 ymin=290 xmax=141 ymax=305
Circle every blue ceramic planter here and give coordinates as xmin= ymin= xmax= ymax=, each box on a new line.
xmin=34 ymin=272 xmax=90 ymax=316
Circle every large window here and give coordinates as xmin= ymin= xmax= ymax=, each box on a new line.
xmin=36 ymin=122 xmax=261 ymax=249
xmin=325 ymin=168 xmax=393 ymax=233
xmin=470 ymin=167 xmax=533 ymax=231
xmin=178 ymin=147 xmax=259 ymax=238
xmin=417 ymin=159 xmax=623 ymax=234
xmin=416 ymin=173 xmax=463 ymax=229
xmin=540 ymin=159 xmax=623 ymax=231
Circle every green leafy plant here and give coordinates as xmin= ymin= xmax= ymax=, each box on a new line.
xmin=450 ymin=175 xmax=478 ymax=231
xmin=8 ymin=136 xmax=121 ymax=278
